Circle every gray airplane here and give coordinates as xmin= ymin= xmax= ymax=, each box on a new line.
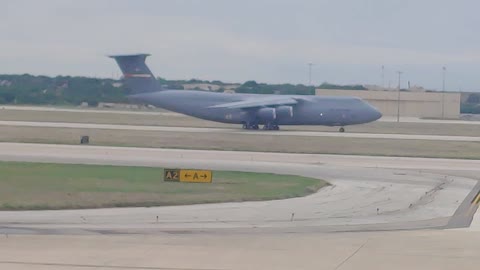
xmin=110 ymin=54 xmax=381 ymax=131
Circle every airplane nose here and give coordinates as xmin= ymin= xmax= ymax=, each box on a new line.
xmin=371 ymin=107 xmax=382 ymax=121
xmin=358 ymin=100 xmax=382 ymax=123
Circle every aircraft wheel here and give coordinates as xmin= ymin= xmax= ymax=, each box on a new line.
xmin=339 ymin=127 xmax=345 ymax=132
xmin=273 ymin=125 xmax=280 ymax=130
xmin=242 ymin=123 xmax=248 ymax=129
xmin=263 ymin=123 xmax=276 ymax=130
xmin=253 ymin=125 xmax=259 ymax=130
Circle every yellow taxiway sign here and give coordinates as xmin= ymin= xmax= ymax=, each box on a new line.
xmin=164 ymin=169 xmax=212 ymax=183
xmin=180 ymin=169 xmax=212 ymax=183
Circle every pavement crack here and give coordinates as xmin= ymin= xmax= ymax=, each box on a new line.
xmin=334 ymin=238 xmax=369 ymax=270
xmin=409 ymin=180 xmax=448 ymax=210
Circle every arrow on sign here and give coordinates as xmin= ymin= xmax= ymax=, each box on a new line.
xmin=179 ymin=169 xmax=212 ymax=183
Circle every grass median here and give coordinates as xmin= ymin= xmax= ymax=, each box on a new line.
xmin=1 ymin=126 xmax=480 ymax=159
xmin=0 ymin=161 xmax=328 ymax=210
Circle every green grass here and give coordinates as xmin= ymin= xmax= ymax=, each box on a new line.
xmin=0 ymin=161 xmax=328 ymax=210
xmin=2 ymin=125 xmax=480 ymax=160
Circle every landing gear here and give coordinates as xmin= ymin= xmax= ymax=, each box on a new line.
xmin=263 ymin=123 xmax=280 ymax=130
xmin=242 ymin=123 xmax=259 ymax=130
xmin=242 ymin=122 xmax=279 ymax=130
xmin=339 ymin=127 xmax=345 ymax=133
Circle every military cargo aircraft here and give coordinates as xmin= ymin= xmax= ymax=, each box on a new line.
xmin=110 ymin=54 xmax=381 ymax=131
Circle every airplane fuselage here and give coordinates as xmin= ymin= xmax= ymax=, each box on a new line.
xmin=109 ymin=54 xmax=381 ymax=130
xmin=130 ymin=90 xmax=382 ymax=127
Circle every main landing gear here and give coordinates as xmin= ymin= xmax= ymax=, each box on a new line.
xmin=339 ymin=127 xmax=345 ymax=132
xmin=242 ymin=122 xmax=279 ymax=130
xmin=263 ymin=123 xmax=280 ymax=130
xmin=242 ymin=123 xmax=259 ymax=130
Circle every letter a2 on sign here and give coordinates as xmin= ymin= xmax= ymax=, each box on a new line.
xmin=164 ymin=169 xmax=180 ymax=182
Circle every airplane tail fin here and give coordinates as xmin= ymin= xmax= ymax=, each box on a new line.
xmin=109 ymin=54 xmax=160 ymax=94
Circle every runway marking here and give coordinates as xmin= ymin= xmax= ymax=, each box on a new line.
xmin=0 ymin=261 xmax=225 ymax=270
xmin=464 ymin=192 xmax=480 ymax=217
xmin=473 ymin=192 xmax=480 ymax=205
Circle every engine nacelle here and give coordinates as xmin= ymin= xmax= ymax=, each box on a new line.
xmin=256 ymin=107 xmax=276 ymax=122
xmin=276 ymin=106 xmax=293 ymax=119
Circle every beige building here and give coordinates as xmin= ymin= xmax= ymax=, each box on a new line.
xmin=315 ymin=89 xmax=461 ymax=119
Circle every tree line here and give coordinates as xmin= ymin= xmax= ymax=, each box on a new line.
xmin=0 ymin=74 xmax=127 ymax=106
xmin=8 ymin=74 xmax=475 ymax=115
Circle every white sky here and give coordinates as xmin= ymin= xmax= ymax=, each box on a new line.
xmin=2 ymin=0 xmax=480 ymax=91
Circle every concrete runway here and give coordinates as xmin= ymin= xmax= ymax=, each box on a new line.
xmin=1 ymin=142 xmax=480 ymax=269
xmin=2 ymin=120 xmax=480 ymax=142
xmin=1 ymin=230 xmax=480 ymax=270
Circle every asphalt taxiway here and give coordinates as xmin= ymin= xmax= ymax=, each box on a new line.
xmin=3 ymin=105 xmax=480 ymax=125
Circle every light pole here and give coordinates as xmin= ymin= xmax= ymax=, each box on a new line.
xmin=308 ymin=63 xmax=314 ymax=86
xmin=397 ymin=71 xmax=403 ymax=123
xmin=442 ymin=66 xmax=446 ymax=119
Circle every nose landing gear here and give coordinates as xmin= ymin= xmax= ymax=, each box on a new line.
xmin=339 ymin=127 xmax=345 ymax=132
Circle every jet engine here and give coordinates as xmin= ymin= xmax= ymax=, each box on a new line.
xmin=275 ymin=106 xmax=293 ymax=119
xmin=256 ymin=107 xmax=276 ymax=122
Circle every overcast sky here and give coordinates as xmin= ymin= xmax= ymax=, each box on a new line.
xmin=2 ymin=0 xmax=480 ymax=91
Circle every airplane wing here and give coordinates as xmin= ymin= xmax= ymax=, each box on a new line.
xmin=208 ymin=97 xmax=298 ymax=109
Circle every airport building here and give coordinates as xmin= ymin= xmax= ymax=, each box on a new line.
xmin=315 ymin=89 xmax=461 ymax=119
